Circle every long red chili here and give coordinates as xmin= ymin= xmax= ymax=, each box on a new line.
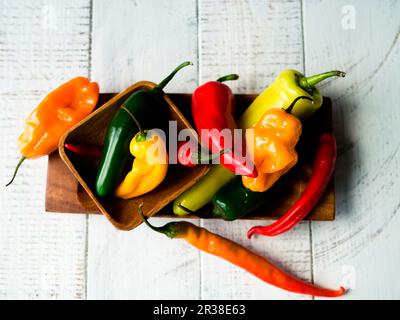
xmin=191 ymin=74 xmax=257 ymax=177
xmin=248 ymin=133 xmax=337 ymax=238
xmin=64 ymin=143 xmax=102 ymax=158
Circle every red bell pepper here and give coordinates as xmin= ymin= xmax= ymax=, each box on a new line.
xmin=191 ymin=74 xmax=257 ymax=177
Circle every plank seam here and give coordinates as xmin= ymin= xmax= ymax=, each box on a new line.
xmin=301 ymin=0 xmax=315 ymax=300
xmin=84 ymin=0 xmax=94 ymax=300
xmin=88 ymin=0 xmax=94 ymax=79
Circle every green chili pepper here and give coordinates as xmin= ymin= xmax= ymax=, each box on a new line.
xmin=212 ymin=175 xmax=290 ymax=221
xmin=95 ymin=61 xmax=192 ymax=197
xmin=173 ymin=165 xmax=235 ymax=216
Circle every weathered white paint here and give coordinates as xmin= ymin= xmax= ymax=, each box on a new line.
xmin=91 ymin=0 xmax=198 ymax=94
xmin=87 ymin=0 xmax=201 ymax=299
xmin=303 ymin=0 xmax=400 ymax=299
xmin=0 ymin=0 xmax=91 ymax=299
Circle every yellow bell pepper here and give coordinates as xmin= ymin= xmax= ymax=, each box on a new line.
xmin=115 ymin=130 xmax=168 ymax=199
xmin=239 ymin=70 xmax=345 ymax=128
xmin=242 ymin=97 xmax=304 ymax=192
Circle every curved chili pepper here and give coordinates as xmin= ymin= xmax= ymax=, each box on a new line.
xmin=248 ymin=133 xmax=336 ymax=238
xmin=177 ymin=141 xmax=231 ymax=167
xmin=65 ymin=143 xmax=102 ymax=158
xmin=6 ymin=77 xmax=99 ymax=186
xmin=139 ymin=204 xmax=345 ymax=298
xmin=191 ymin=74 xmax=257 ymax=177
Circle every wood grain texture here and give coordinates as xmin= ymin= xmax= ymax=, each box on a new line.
xmin=46 ymin=152 xmax=97 ymax=214
xmin=198 ymin=0 xmax=313 ymax=299
xmin=87 ymin=0 xmax=201 ymax=299
xmin=303 ymin=0 xmax=400 ymax=299
xmin=0 ymin=0 xmax=90 ymax=299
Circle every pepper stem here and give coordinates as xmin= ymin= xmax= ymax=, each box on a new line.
xmin=194 ymin=148 xmax=232 ymax=164
xmin=216 ymin=74 xmax=239 ymax=83
xmin=299 ymin=70 xmax=346 ymax=92
xmin=155 ymin=61 xmax=193 ymax=91
xmin=121 ymin=105 xmax=143 ymax=133
xmin=138 ymin=203 xmax=180 ymax=238
xmin=6 ymin=156 xmax=26 ymax=187
xmin=283 ymin=96 xmax=313 ymax=115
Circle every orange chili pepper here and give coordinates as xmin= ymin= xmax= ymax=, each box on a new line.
xmin=139 ymin=204 xmax=345 ymax=298
xmin=242 ymin=97 xmax=310 ymax=192
xmin=6 ymin=77 xmax=99 ymax=186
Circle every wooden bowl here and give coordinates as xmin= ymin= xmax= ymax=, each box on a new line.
xmin=59 ymin=81 xmax=209 ymax=231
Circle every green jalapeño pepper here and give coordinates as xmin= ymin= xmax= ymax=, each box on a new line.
xmin=212 ymin=175 xmax=289 ymax=221
xmin=95 ymin=61 xmax=192 ymax=197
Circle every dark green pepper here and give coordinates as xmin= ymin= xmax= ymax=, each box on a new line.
xmin=212 ymin=175 xmax=288 ymax=221
xmin=95 ymin=61 xmax=192 ymax=197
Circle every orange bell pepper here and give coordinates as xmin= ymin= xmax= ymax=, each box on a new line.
xmin=242 ymin=97 xmax=305 ymax=192
xmin=7 ymin=77 xmax=99 ymax=186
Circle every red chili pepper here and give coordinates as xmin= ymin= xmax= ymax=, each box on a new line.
xmin=191 ymin=74 xmax=257 ymax=177
xmin=177 ymin=141 xmax=197 ymax=167
xmin=248 ymin=133 xmax=337 ymax=238
xmin=64 ymin=143 xmax=102 ymax=158
xmin=177 ymin=141 xmax=232 ymax=167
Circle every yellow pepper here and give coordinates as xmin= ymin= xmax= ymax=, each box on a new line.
xmin=115 ymin=130 xmax=168 ymax=199
xmin=239 ymin=70 xmax=345 ymax=128
xmin=242 ymin=97 xmax=304 ymax=192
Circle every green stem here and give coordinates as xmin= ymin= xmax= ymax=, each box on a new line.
xmin=155 ymin=61 xmax=193 ymax=91
xmin=6 ymin=156 xmax=26 ymax=187
xmin=216 ymin=74 xmax=239 ymax=83
xmin=138 ymin=203 xmax=179 ymax=238
xmin=121 ymin=105 xmax=143 ymax=133
xmin=283 ymin=96 xmax=313 ymax=114
xmin=299 ymin=70 xmax=346 ymax=91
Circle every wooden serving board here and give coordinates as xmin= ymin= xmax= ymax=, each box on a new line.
xmin=46 ymin=94 xmax=334 ymax=221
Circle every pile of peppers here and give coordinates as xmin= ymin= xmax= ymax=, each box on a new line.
xmin=174 ymin=69 xmax=345 ymax=230
xmin=8 ymin=64 xmax=346 ymax=298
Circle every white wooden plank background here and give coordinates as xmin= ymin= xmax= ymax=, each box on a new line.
xmin=303 ymin=0 xmax=400 ymax=299
xmin=0 ymin=0 xmax=90 ymax=299
xmin=0 ymin=0 xmax=399 ymax=300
